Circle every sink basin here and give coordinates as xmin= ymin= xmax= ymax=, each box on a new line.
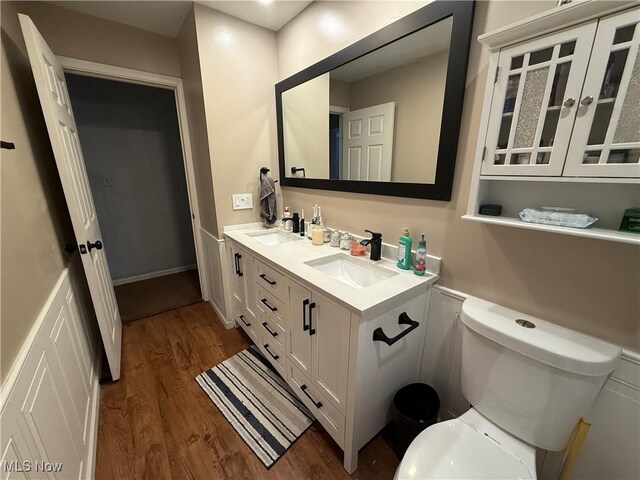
xmin=305 ymin=253 xmax=398 ymax=289
xmin=248 ymin=229 xmax=302 ymax=246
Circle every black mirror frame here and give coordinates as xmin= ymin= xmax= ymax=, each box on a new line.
xmin=276 ymin=1 xmax=475 ymax=200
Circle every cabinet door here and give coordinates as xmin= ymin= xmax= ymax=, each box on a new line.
xmin=287 ymin=280 xmax=312 ymax=376
xmin=564 ymin=8 xmax=640 ymax=178
xmin=310 ymin=291 xmax=351 ymax=412
xmin=481 ymin=22 xmax=597 ymax=176
xmin=241 ymin=251 xmax=257 ymax=321
xmin=229 ymin=243 xmax=245 ymax=306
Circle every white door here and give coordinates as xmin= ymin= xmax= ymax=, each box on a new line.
xmin=480 ymin=22 xmax=597 ymax=176
xmin=564 ymin=8 xmax=640 ymax=178
xmin=341 ymin=102 xmax=395 ymax=181
xmin=19 ymin=14 xmax=122 ymax=380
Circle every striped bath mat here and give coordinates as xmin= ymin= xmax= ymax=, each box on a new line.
xmin=196 ymin=346 xmax=314 ymax=468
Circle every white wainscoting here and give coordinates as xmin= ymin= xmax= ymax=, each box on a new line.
xmin=0 ymin=263 xmax=100 ymax=479
xmin=199 ymin=228 xmax=231 ymax=328
xmin=420 ymin=286 xmax=640 ymax=480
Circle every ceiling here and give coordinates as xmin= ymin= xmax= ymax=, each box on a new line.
xmin=331 ymin=17 xmax=452 ymax=83
xmin=49 ymin=1 xmax=312 ymax=37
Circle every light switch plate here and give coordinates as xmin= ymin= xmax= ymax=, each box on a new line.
xmin=232 ymin=193 xmax=253 ymax=210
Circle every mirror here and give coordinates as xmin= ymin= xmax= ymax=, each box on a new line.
xmin=276 ymin=1 xmax=475 ymax=200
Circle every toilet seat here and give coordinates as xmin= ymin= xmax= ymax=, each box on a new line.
xmin=394 ymin=409 xmax=536 ymax=480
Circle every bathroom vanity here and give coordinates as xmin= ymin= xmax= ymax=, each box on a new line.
xmin=224 ymin=224 xmax=440 ymax=473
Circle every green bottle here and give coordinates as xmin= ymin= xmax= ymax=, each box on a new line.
xmin=397 ymin=227 xmax=412 ymax=270
xmin=414 ymin=234 xmax=427 ymax=276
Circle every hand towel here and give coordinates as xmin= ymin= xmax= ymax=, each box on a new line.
xmin=260 ymin=173 xmax=277 ymax=224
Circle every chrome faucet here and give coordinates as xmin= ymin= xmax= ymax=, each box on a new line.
xmin=360 ymin=230 xmax=382 ymax=261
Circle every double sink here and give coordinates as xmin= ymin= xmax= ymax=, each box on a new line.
xmin=247 ymin=229 xmax=398 ymax=289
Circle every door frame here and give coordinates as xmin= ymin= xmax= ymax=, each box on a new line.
xmin=58 ymin=56 xmax=208 ymax=300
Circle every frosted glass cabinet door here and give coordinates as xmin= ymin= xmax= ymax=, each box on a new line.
xmin=564 ymin=8 xmax=640 ymax=178
xmin=481 ymin=22 xmax=597 ymax=176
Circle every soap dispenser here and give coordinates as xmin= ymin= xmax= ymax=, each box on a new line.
xmin=397 ymin=227 xmax=412 ymax=270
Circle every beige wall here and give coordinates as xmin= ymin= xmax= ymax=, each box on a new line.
xmin=14 ymin=1 xmax=181 ymax=77
xmin=283 ymin=73 xmax=330 ymax=179
xmin=1 ymin=1 xmax=74 ymax=383
xmin=0 ymin=1 xmax=187 ymax=382
xmin=330 ymin=78 xmax=351 ymax=108
xmin=194 ymin=4 xmax=279 ymax=233
xmin=277 ymin=1 xmax=640 ymax=350
xmin=348 ymin=51 xmax=448 ymax=183
xmin=178 ymin=6 xmax=219 ymax=236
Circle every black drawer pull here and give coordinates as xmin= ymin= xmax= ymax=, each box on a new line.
xmin=262 ymin=322 xmax=278 ymax=337
xmin=261 ymin=298 xmax=278 ymax=312
xmin=234 ymin=253 xmax=243 ymax=277
xmin=373 ymin=312 xmax=419 ymax=346
xmin=237 ymin=253 xmax=243 ymax=277
xmin=259 ymin=273 xmax=277 ymax=286
xmin=239 ymin=315 xmax=250 ymax=327
xmin=263 ymin=344 xmax=279 ymax=360
xmin=309 ymin=302 xmax=316 ymax=336
xmin=302 ymin=299 xmax=310 ymax=331
xmin=300 ymin=384 xmax=322 ymax=408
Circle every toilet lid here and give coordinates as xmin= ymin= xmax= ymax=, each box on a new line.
xmin=395 ymin=419 xmax=534 ymax=480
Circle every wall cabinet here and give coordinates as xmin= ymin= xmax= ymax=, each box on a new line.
xmin=482 ymin=8 xmax=639 ymax=178
xmin=467 ymin=3 xmax=640 ymax=245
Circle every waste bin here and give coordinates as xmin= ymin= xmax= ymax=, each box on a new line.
xmin=392 ymin=383 xmax=440 ymax=458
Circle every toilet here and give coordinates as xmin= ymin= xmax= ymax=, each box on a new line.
xmin=395 ymin=296 xmax=622 ymax=480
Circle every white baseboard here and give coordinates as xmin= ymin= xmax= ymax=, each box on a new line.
xmin=111 ymin=264 xmax=197 ymax=286
xmin=0 ymin=263 xmax=100 ymax=479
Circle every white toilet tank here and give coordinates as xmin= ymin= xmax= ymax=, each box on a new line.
xmin=460 ymin=297 xmax=621 ymax=451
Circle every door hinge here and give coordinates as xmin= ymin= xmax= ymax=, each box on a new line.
xmin=482 ymin=146 xmax=487 ymax=161
xmin=192 ymin=213 xmax=195 ymax=220
xmin=494 ymin=67 xmax=500 ymax=84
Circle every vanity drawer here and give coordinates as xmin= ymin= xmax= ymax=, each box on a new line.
xmin=235 ymin=301 xmax=257 ymax=343
xmin=259 ymin=312 xmax=284 ymax=351
xmin=288 ymin=364 xmax=345 ymax=449
xmin=254 ymin=259 xmax=284 ymax=300
xmin=255 ymin=285 xmax=285 ymax=327
xmin=258 ymin=334 xmax=285 ymax=378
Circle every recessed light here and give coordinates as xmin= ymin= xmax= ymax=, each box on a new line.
xmin=259 ymin=0 xmax=273 ymax=4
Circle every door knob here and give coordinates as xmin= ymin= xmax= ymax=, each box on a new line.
xmin=563 ymin=97 xmax=576 ymax=107
xmin=87 ymin=240 xmax=103 ymax=252
xmin=580 ymin=95 xmax=594 ymax=106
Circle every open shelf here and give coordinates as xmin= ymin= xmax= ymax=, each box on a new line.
xmin=462 ymin=214 xmax=640 ymax=245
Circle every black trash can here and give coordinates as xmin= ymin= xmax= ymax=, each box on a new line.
xmin=392 ymin=383 xmax=440 ymax=458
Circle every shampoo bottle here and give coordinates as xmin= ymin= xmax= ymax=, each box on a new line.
xmin=397 ymin=227 xmax=412 ymax=270
xmin=414 ymin=234 xmax=427 ymax=276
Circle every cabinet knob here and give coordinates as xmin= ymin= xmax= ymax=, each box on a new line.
xmin=580 ymin=95 xmax=594 ymax=106
xmin=563 ymin=97 xmax=576 ymax=107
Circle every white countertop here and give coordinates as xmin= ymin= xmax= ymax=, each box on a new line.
xmin=224 ymin=224 xmax=439 ymax=318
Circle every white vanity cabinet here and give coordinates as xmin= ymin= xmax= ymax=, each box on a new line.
xmin=466 ymin=2 xmax=640 ymax=245
xmin=224 ymin=231 xmax=438 ymax=473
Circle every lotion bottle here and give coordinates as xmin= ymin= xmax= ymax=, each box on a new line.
xmin=397 ymin=227 xmax=412 ymax=270
xmin=414 ymin=234 xmax=427 ymax=276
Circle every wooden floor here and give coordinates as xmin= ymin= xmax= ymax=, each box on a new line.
xmin=114 ymin=269 xmax=202 ymax=323
xmin=96 ymin=302 xmax=400 ymax=480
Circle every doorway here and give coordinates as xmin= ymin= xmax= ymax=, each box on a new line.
xmin=65 ymin=72 xmax=203 ymax=323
